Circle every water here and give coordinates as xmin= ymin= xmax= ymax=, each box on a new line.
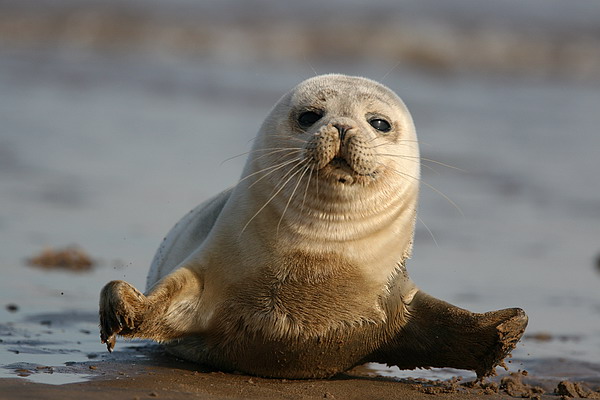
xmin=1 ymin=1 xmax=599 ymax=386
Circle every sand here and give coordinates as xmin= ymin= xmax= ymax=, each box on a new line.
xmin=2 ymin=344 xmax=598 ymax=400
xmin=0 ymin=364 xmax=548 ymax=400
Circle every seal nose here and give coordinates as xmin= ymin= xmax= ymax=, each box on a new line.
xmin=333 ymin=123 xmax=352 ymax=141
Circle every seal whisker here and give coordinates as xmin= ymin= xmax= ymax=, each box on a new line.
xmin=251 ymin=146 xmax=305 ymax=152
xmin=365 ymin=136 xmax=418 ymax=144
xmin=250 ymin=146 xmax=305 ymax=154
xmin=300 ymin=166 xmax=315 ymax=215
xmin=267 ymin=157 xmax=307 ymax=197
xmin=379 ymin=154 xmax=464 ymax=177
xmin=252 ymin=148 xmax=304 ymax=163
xmin=378 ymin=153 xmax=427 ymax=166
xmin=245 ymin=134 xmax=307 ymax=144
xmin=241 ymin=160 xmax=309 ymax=236
xmin=315 ymin=167 xmax=320 ymax=201
xmin=263 ymin=133 xmax=309 ymax=144
xmin=221 ymin=147 xmax=304 ymax=165
xmin=246 ymin=156 xmax=305 ymax=190
xmin=417 ymin=214 xmax=439 ymax=248
xmin=239 ymin=157 xmax=298 ymax=186
xmin=221 ymin=151 xmax=254 ymax=165
xmin=379 ymin=59 xmax=403 ymax=82
xmin=277 ymin=162 xmax=312 ymax=234
xmin=387 ymin=167 xmax=464 ymax=216
xmin=369 ymin=140 xmax=419 ymax=149
xmin=420 ymin=157 xmax=465 ymax=172
xmin=238 ymin=156 xmax=303 ymax=188
xmin=376 ymin=154 xmax=439 ymax=175
xmin=304 ymin=55 xmax=319 ymax=77
xmin=385 ymin=154 xmax=465 ymax=172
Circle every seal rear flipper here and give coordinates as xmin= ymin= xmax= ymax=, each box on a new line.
xmin=370 ymin=291 xmax=528 ymax=378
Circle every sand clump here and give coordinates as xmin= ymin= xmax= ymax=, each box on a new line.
xmin=555 ymin=381 xmax=600 ymax=399
xmin=499 ymin=371 xmax=545 ymax=399
xmin=27 ymin=246 xmax=95 ymax=271
xmin=413 ymin=371 xmax=557 ymax=398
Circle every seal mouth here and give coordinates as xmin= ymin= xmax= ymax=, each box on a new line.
xmin=330 ymin=158 xmax=354 ymax=184
xmin=321 ymin=157 xmax=377 ymax=185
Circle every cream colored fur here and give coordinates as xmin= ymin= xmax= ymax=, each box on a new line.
xmin=145 ymin=74 xmax=420 ymax=337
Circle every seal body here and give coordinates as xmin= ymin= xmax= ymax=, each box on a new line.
xmin=100 ymin=74 xmax=527 ymax=379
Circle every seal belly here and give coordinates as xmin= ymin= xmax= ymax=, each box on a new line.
xmin=167 ymin=251 xmax=389 ymax=378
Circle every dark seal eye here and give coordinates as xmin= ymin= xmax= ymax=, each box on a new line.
xmin=369 ymin=118 xmax=391 ymax=133
xmin=298 ymin=111 xmax=322 ymax=128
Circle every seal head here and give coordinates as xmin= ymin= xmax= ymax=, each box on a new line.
xmin=232 ymin=74 xmax=420 ymax=286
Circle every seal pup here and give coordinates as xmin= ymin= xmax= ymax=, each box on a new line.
xmin=100 ymin=74 xmax=527 ymax=379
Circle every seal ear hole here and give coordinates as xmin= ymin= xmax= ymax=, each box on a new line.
xmin=298 ymin=111 xmax=323 ymax=128
xmin=369 ymin=118 xmax=391 ymax=133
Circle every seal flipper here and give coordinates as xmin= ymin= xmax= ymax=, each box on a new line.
xmin=371 ymin=291 xmax=528 ymax=378
xmin=99 ymin=266 xmax=204 ymax=351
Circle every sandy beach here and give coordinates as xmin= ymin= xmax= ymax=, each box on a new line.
xmin=0 ymin=344 xmax=592 ymax=400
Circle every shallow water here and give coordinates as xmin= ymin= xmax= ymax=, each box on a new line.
xmin=1 ymin=23 xmax=599 ymax=386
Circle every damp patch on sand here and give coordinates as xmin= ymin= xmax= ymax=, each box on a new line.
xmin=0 ymin=310 xmax=152 ymax=384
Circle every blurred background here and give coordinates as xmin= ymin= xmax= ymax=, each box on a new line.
xmin=1 ymin=0 xmax=599 ymax=385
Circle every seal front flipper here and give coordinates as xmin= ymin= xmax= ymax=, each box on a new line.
xmin=99 ymin=280 xmax=146 ymax=351
xmin=371 ymin=291 xmax=528 ymax=378
xmin=99 ymin=266 xmax=204 ymax=351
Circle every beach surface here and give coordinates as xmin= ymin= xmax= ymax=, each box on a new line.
xmin=0 ymin=344 xmax=587 ymax=400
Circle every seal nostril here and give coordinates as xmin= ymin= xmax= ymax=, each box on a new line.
xmin=333 ymin=123 xmax=352 ymax=141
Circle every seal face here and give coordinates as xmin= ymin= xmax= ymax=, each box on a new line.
xmin=100 ymin=74 xmax=528 ymax=380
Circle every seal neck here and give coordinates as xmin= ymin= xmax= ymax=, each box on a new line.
xmin=232 ymin=167 xmax=418 ymax=265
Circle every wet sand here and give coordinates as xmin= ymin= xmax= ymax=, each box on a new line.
xmin=0 ymin=345 xmax=586 ymax=400
xmin=0 ymin=374 xmax=517 ymax=400
xmin=1 ymin=312 xmax=598 ymax=399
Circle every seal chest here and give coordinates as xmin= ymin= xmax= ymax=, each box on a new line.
xmin=219 ymin=250 xmax=387 ymax=340
xmin=99 ymin=74 xmax=528 ymax=380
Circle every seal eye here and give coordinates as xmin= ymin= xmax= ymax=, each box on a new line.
xmin=298 ymin=111 xmax=322 ymax=128
xmin=369 ymin=118 xmax=391 ymax=133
